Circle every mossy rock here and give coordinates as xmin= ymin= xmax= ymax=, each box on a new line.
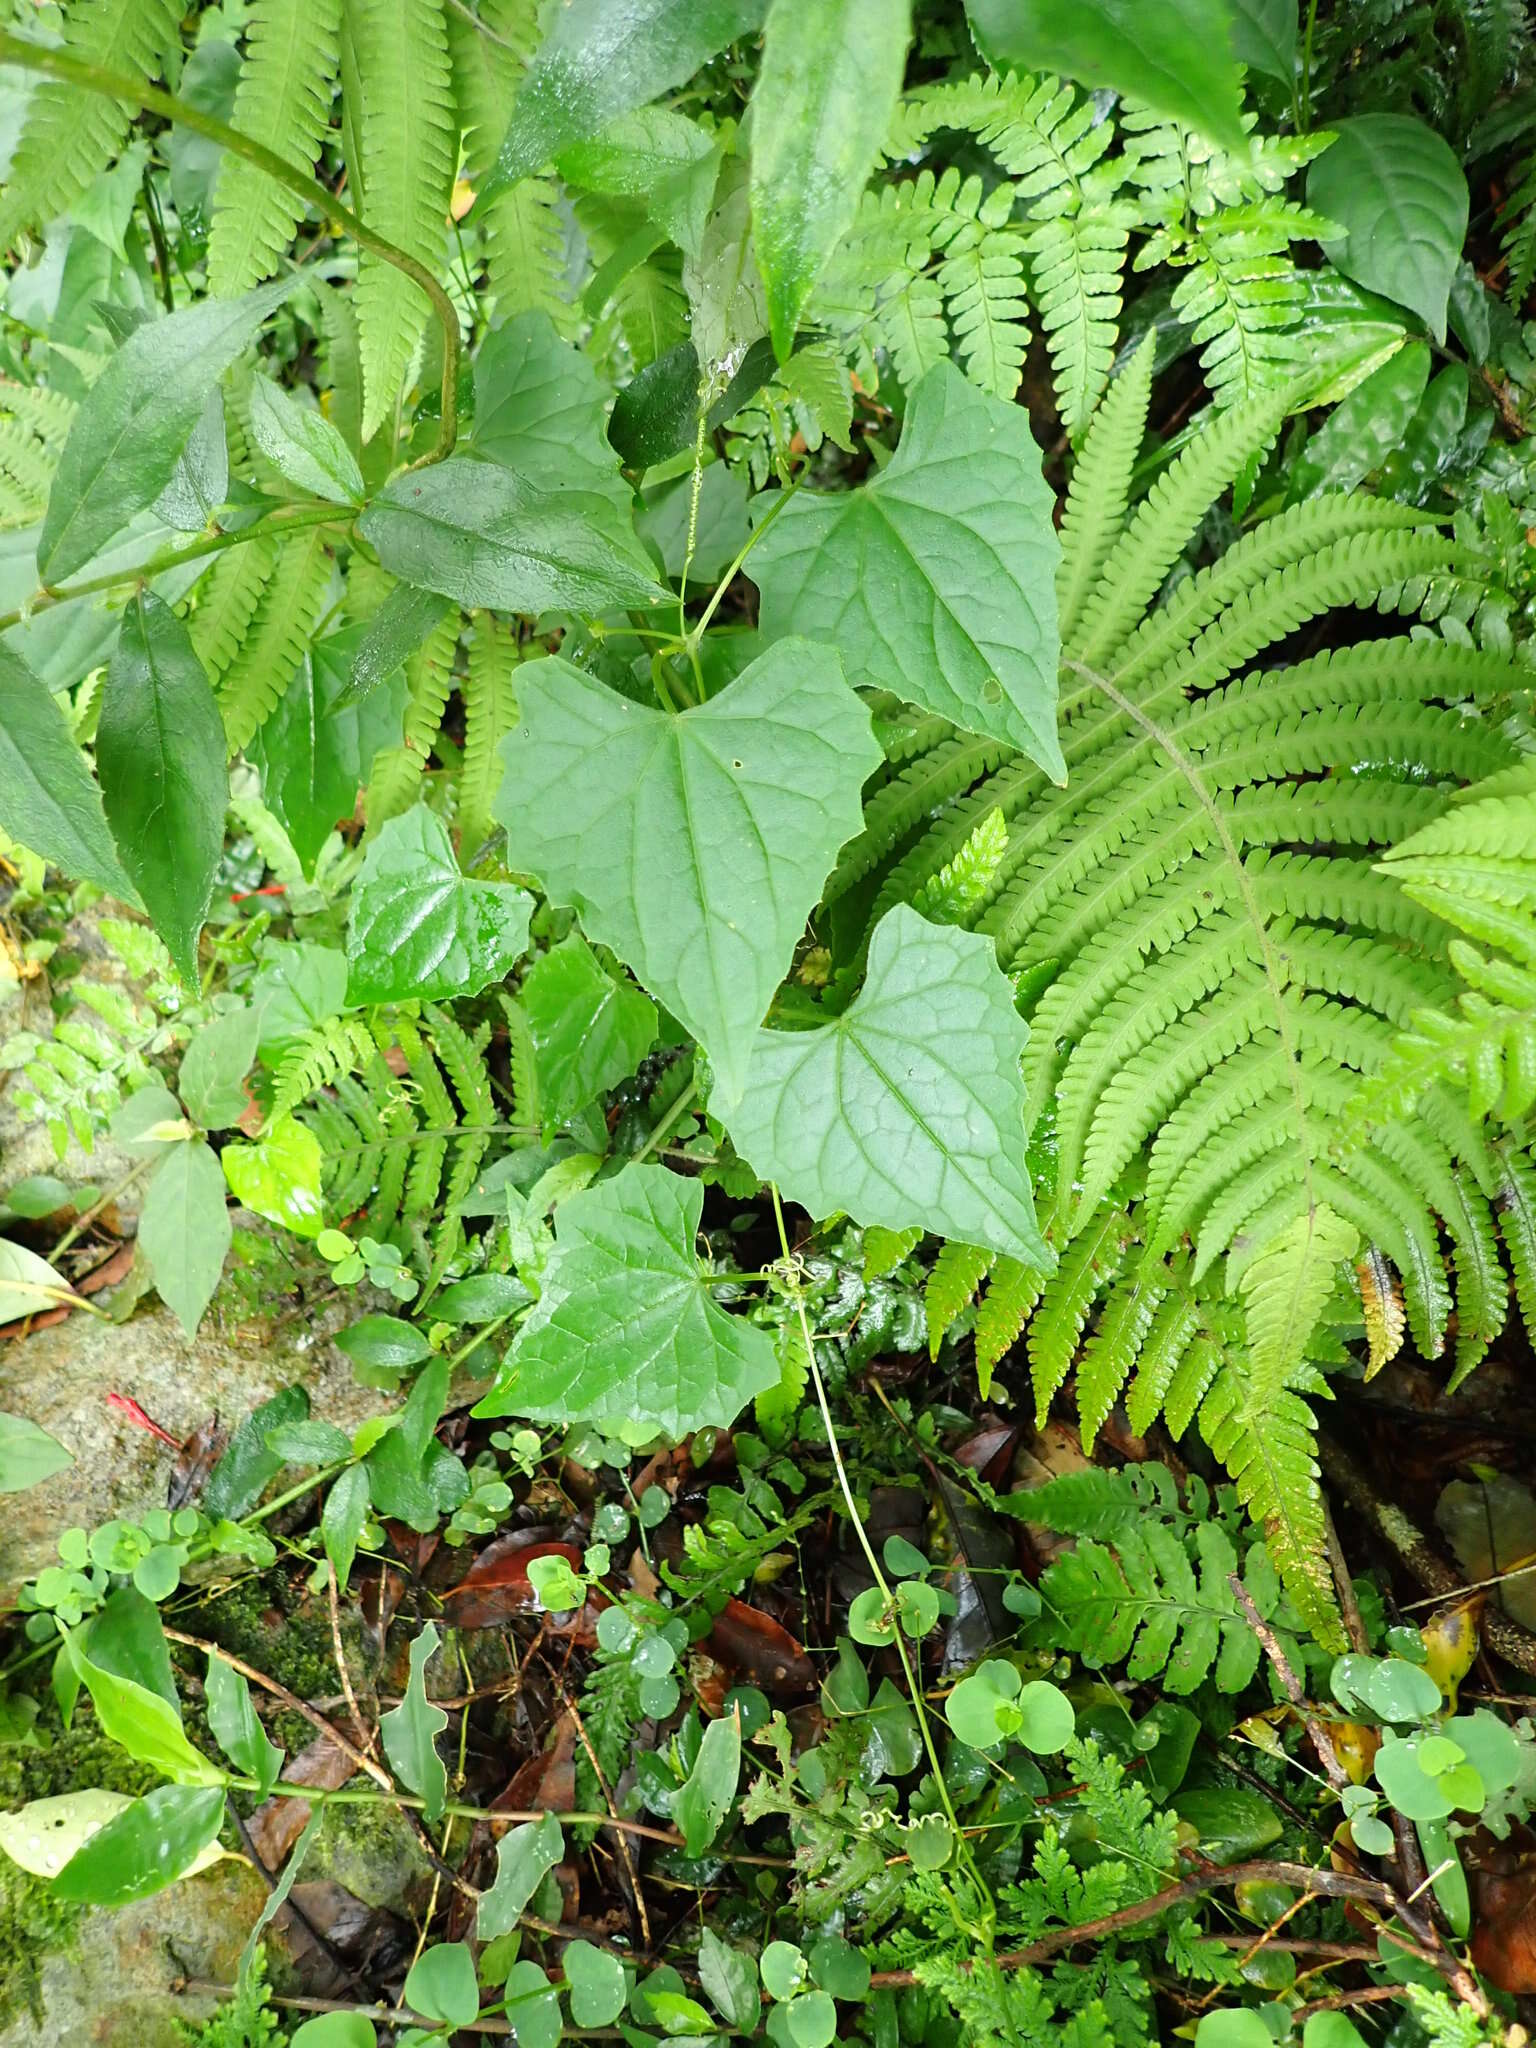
xmin=0 ymin=1855 xmax=268 ymax=2048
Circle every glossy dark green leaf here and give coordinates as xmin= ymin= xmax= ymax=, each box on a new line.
xmin=608 ymin=334 xmax=790 ymax=470
xmin=1308 ymin=116 xmax=1469 ymax=342
xmin=474 ymin=1165 xmax=779 ymax=1439
xmin=0 ymin=1412 xmax=73 ymax=1494
xmin=337 ymin=585 xmax=454 ymax=709
xmin=138 ymin=1139 xmax=232 ymax=1338
xmin=522 ymin=935 xmax=657 ymax=1137
xmin=84 ymin=1590 xmax=177 ymax=1709
xmin=51 ymin=1783 xmax=226 ymax=1906
xmin=472 ymin=311 xmax=623 ymax=492
xmin=38 ymin=279 xmax=293 ymax=581
xmin=321 ymin=1465 xmax=370 ymax=1593
xmin=752 ymin=363 xmax=1064 ymax=776
xmin=358 ymin=458 xmax=667 ymax=617
xmin=248 ymin=376 xmax=365 ymax=505
xmin=750 ymin=0 xmax=912 ymax=359
xmin=347 ymin=804 xmax=532 ymax=1005
xmin=97 ymin=592 xmax=228 ymax=987
xmin=205 ymin=1652 xmax=283 ymax=1796
xmin=0 ymin=647 xmax=134 ymax=896
xmin=674 ymin=1708 xmax=740 ymax=1855
xmin=494 ymin=639 xmax=880 ymax=1104
xmin=484 ymin=0 xmax=766 ymax=197
xmin=717 ymin=907 xmax=1050 ymax=1264
xmin=204 ymin=1386 xmax=309 ymax=1520
xmin=964 ymin=0 xmax=1246 ymax=151
xmin=178 ymin=1008 xmax=260 ymax=1130
xmin=1173 ymin=1784 xmax=1285 ymax=1862
xmin=251 ymin=630 xmax=409 ymax=872
xmin=1227 ymin=0 xmax=1296 ymax=81
xmin=380 ymin=1622 xmax=447 ymax=1823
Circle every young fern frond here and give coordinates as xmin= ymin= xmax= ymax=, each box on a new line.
xmin=217 ymin=526 xmax=334 ymax=753
xmin=208 ymin=0 xmax=343 ymax=295
xmin=458 ymin=613 xmax=520 ymax=858
xmin=1038 ymin=1514 xmax=1265 ymax=1694
xmin=0 ymin=0 xmax=183 ymax=253
xmin=349 ymin=0 xmax=456 ymax=438
xmin=925 ymin=1241 xmax=994 ymax=1359
xmin=364 ymin=606 xmax=459 ymax=830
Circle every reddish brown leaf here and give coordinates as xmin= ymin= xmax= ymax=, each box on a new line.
xmin=706 ymin=1597 xmax=815 ymax=1694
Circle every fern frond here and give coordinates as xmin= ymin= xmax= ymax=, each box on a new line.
xmin=0 ymin=0 xmax=183 ymax=253
xmin=350 ymin=0 xmax=457 ymax=439
xmin=209 ymin=0 xmax=342 ymax=294
xmin=1501 ymin=152 xmax=1536 ymax=304
xmin=272 ymin=1015 xmax=377 ymax=1121
xmin=458 ymin=612 xmax=519 ymax=857
xmin=973 ymin=1254 xmax=1045 ymax=1394
xmin=1077 ymin=1270 xmax=1166 ymax=1448
xmin=1039 ymin=1516 xmax=1261 ymax=1693
xmin=363 ymin=607 xmax=459 ymax=829
xmin=1028 ymin=1206 xmax=1129 ymax=1421
xmin=1124 ymin=1285 xmax=1202 ymax=1436
xmin=485 ymin=178 xmax=579 ymax=335
xmin=1057 ymin=334 xmax=1155 ymax=643
xmin=911 ymin=810 xmax=1008 ymax=926
xmin=1357 ymin=1246 xmax=1406 ymax=1376
xmin=926 ymin=1241 xmax=994 ymax=1359
xmin=447 ymin=0 xmax=538 ymax=180
xmin=218 ymin=526 xmax=334 ymax=753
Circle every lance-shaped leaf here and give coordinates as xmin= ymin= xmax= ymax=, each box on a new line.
xmin=346 ymin=805 xmax=532 ymax=1005
xmin=39 ymin=279 xmax=293 ymax=582
xmin=97 ymin=593 xmax=228 ymax=988
xmin=358 ymin=458 xmax=667 ymax=618
xmin=484 ymin=0 xmax=766 ymax=198
xmin=964 ymin=0 xmax=1246 ymax=152
xmin=495 ymin=640 xmax=880 ymax=1104
xmin=381 ymin=1623 xmax=448 ymax=1823
xmin=751 ymin=0 xmax=913 ymax=360
xmin=474 ymin=1165 xmax=779 ymax=1440
xmin=716 ymin=907 xmax=1051 ymax=1264
xmin=0 ymin=647 xmax=134 ymax=897
xmin=205 ymin=1652 xmax=283 ymax=1797
xmin=138 ymin=1138 xmax=233 ymax=1338
xmin=50 ymin=1783 xmax=228 ymax=1908
xmin=751 ymin=362 xmax=1063 ymax=778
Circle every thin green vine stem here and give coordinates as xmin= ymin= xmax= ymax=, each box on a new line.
xmin=0 ymin=29 xmax=462 ymax=465
xmin=0 ymin=502 xmax=342 ymax=634
xmin=768 ymin=1185 xmax=1000 ymax=1954
xmin=684 ymin=474 xmax=801 ymax=649
xmin=631 ymin=1077 xmax=699 ymax=1165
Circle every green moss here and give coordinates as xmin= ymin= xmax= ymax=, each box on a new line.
xmin=194 ymin=1578 xmax=345 ymax=1705
xmin=0 ymin=1855 xmax=84 ymax=2033
xmin=0 ymin=1696 xmax=157 ymax=1809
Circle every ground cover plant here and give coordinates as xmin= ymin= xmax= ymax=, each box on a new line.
xmin=0 ymin=0 xmax=1535 ymax=2041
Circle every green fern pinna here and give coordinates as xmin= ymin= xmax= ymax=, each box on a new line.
xmin=860 ymin=341 xmax=1536 ymax=1645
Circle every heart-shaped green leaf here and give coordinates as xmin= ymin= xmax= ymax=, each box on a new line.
xmin=474 ymin=1164 xmax=779 ymax=1439
xmin=752 ymin=362 xmax=1063 ymax=775
xmin=495 ymin=639 xmax=879 ymax=1103
xmin=717 ymin=907 xmax=1051 ymax=1264
xmin=347 ymin=805 xmax=532 ymax=1005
